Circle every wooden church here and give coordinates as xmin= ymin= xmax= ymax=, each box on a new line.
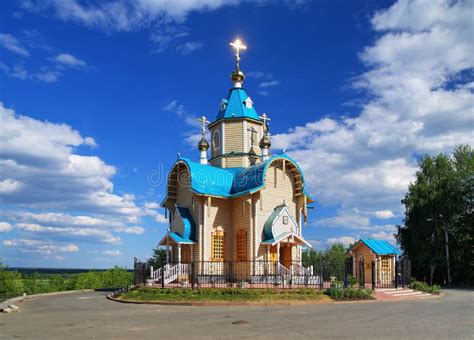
xmin=151 ymin=39 xmax=315 ymax=285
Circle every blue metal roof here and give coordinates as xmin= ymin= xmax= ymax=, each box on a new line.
xmin=176 ymin=207 xmax=196 ymax=242
xmin=360 ymin=239 xmax=401 ymax=255
xmin=215 ymin=88 xmax=262 ymax=121
xmin=168 ymin=232 xmax=195 ymax=244
xmin=173 ymin=153 xmax=312 ymax=199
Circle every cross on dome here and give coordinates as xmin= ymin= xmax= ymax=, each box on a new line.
xmin=197 ymin=116 xmax=209 ymax=135
xmin=260 ymin=113 xmax=271 ymax=132
xmin=230 ymin=39 xmax=247 ymax=71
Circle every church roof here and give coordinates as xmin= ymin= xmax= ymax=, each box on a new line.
xmin=159 ymin=207 xmax=196 ymax=245
xmin=165 ymin=153 xmax=313 ymax=200
xmin=350 ymin=239 xmax=401 ymax=256
xmin=214 ymin=88 xmax=262 ymax=122
xmin=175 ymin=207 xmax=196 ymax=242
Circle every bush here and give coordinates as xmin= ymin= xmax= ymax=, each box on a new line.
xmin=409 ymin=280 xmax=441 ymax=294
xmin=325 ymin=287 xmax=373 ymax=300
xmin=0 ymin=266 xmax=133 ymax=299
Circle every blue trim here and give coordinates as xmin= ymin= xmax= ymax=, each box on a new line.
xmin=168 ymin=232 xmax=195 ymax=244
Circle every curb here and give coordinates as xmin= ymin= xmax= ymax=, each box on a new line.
xmin=0 ymin=289 xmax=94 ymax=313
xmin=107 ymin=294 xmax=334 ymax=306
xmin=107 ymin=293 xmax=379 ymax=307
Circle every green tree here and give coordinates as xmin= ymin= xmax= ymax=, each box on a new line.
xmin=398 ymin=145 xmax=473 ymax=285
xmin=302 ymin=243 xmax=349 ymax=281
xmin=147 ymin=246 xmax=167 ymax=268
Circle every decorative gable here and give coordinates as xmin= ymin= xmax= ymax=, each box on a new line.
xmin=263 ymin=205 xmax=298 ymax=241
xmin=220 ymin=99 xmax=228 ymax=111
xmin=243 ymin=97 xmax=253 ymax=109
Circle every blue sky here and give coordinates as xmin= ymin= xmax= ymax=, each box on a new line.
xmin=0 ymin=0 xmax=472 ymax=268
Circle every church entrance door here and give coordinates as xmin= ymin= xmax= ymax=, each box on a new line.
xmin=279 ymin=245 xmax=292 ymax=269
xmin=181 ymin=245 xmax=191 ymax=262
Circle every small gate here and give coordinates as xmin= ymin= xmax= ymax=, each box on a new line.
xmin=133 ymin=258 xmax=149 ymax=286
xmin=371 ymin=257 xmax=411 ymax=289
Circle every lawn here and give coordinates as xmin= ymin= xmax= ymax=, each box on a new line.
xmin=117 ymin=287 xmax=332 ymax=303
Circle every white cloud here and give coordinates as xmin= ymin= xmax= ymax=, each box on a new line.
xmin=259 ymin=80 xmax=280 ymax=89
xmin=102 ymin=249 xmax=121 ymax=256
xmin=52 ymin=53 xmax=87 ymax=68
xmin=0 ymin=102 xmax=156 ymax=250
xmin=0 ymin=33 xmax=29 ymax=56
xmin=163 ymin=99 xmax=185 ymax=117
xmin=15 ymin=223 xmax=121 ymax=244
xmin=19 ymin=1 xmax=239 ymax=31
xmin=176 ymin=41 xmax=203 ymax=55
xmin=273 ymin=0 xmax=473 ymax=231
xmin=3 ymin=239 xmax=79 ymax=255
xmin=0 ymin=179 xmax=23 ymax=194
xmin=154 ymin=213 xmax=168 ymax=224
xmin=370 ymin=231 xmax=396 ymax=244
xmin=375 ymin=210 xmax=395 ymax=219
xmin=0 ymin=222 xmax=13 ymax=232
xmin=144 ymin=201 xmax=160 ymax=210
xmin=317 ymin=214 xmax=370 ymax=229
xmin=326 ymin=236 xmax=356 ymax=247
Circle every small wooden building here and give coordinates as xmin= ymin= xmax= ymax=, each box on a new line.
xmin=347 ymin=239 xmax=401 ymax=287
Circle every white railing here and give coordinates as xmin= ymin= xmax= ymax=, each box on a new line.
xmin=150 ymin=264 xmax=170 ymax=281
xmin=291 ymin=263 xmax=313 ymax=276
xmin=277 ymin=263 xmax=290 ymax=276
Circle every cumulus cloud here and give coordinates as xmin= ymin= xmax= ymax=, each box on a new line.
xmin=3 ymin=239 xmax=79 ymax=254
xmin=273 ymin=0 xmax=473 ymax=233
xmin=0 ymin=102 xmax=157 ymax=253
xmin=102 ymin=249 xmax=122 ymax=256
xmin=0 ymin=33 xmax=29 ymax=56
xmin=0 ymin=222 xmax=13 ymax=232
xmin=326 ymin=236 xmax=356 ymax=247
xmin=375 ymin=210 xmax=395 ymax=219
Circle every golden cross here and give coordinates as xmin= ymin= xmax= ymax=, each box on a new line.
xmin=259 ymin=113 xmax=271 ymax=131
xmin=197 ymin=116 xmax=208 ymax=135
xmin=230 ymin=38 xmax=247 ymax=71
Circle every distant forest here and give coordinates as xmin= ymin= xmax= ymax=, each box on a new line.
xmin=0 ymin=262 xmax=132 ymax=302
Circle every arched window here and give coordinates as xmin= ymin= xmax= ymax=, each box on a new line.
xmin=213 ymin=130 xmax=220 ymax=150
xmin=211 ymin=228 xmax=224 ymax=262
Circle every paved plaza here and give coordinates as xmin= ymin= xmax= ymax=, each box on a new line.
xmin=1 ymin=289 xmax=473 ymax=339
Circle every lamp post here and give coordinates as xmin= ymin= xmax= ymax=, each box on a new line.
xmin=426 ymin=216 xmax=451 ymax=287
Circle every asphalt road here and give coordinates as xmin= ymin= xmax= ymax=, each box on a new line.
xmin=1 ymin=289 xmax=473 ymax=339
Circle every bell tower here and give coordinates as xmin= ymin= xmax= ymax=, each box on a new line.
xmin=208 ymin=39 xmax=270 ymax=168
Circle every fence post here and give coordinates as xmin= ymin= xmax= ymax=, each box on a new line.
xmin=344 ymin=265 xmax=348 ymax=289
xmin=371 ymin=261 xmax=376 ymax=290
xmin=274 ymin=261 xmax=277 ymax=288
xmin=228 ymin=262 xmax=233 ymax=287
xmin=319 ymin=259 xmax=324 ymax=290
xmin=191 ymin=261 xmax=195 ymax=289
xmin=395 ymin=260 xmax=398 ymax=289
xmin=161 ymin=264 xmax=165 ymax=289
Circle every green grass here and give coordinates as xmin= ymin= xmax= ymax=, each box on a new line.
xmin=118 ymin=288 xmax=329 ymax=302
xmin=324 ymin=287 xmax=374 ymax=300
xmin=409 ymin=280 xmax=441 ymax=294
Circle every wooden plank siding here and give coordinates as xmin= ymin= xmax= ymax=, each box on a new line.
xmin=162 ymin=156 xmax=308 ymax=266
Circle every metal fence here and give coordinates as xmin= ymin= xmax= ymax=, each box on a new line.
xmin=136 ymin=258 xmax=410 ymax=290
